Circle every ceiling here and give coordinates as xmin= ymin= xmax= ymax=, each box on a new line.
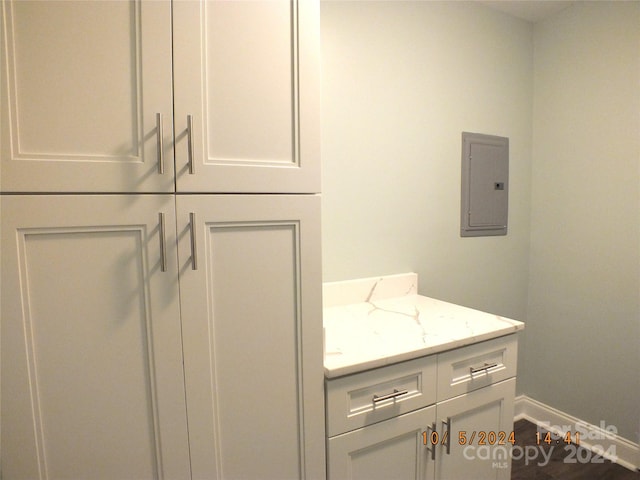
xmin=479 ymin=1 xmax=575 ymax=23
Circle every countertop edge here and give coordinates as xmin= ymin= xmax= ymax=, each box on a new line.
xmin=324 ymin=325 xmax=524 ymax=379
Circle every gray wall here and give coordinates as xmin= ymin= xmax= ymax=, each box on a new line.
xmin=321 ymin=0 xmax=639 ymax=443
xmin=321 ymin=0 xmax=533 ymax=322
xmin=526 ymin=2 xmax=640 ymax=442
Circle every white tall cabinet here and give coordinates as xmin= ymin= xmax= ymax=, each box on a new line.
xmin=0 ymin=1 xmax=324 ymax=479
xmin=0 ymin=0 xmax=319 ymax=193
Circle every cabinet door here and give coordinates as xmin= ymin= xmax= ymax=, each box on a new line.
xmin=328 ymin=405 xmax=436 ymax=480
xmin=435 ymin=378 xmax=516 ymax=480
xmin=0 ymin=1 xmax=174 ymax=192
xmin=177 ymin=194 xmax=325 ymax=479
xmin=0 ymin=195 xmax=190 ymax=479
xmin=173 ymin=0 xmax=320 ymax=193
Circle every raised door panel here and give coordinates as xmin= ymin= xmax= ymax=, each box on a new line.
xmin=177 ymin=194 xmax=325 ymax=479
xmin=0 ymin=1 xmax=174 ymax=192
xmin=0 ymin=195 xmax=190 ymax=479
xmin=435 ymin=378 xmax=516 ymax=480
xmin=173 ymin=0 xmax=320 ymax=193
xmin=327 ymin=405 xmax=436 ymax=480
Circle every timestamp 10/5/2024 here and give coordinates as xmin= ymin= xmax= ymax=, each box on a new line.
xmin=421 ymin=430 xmax=581 ymax=447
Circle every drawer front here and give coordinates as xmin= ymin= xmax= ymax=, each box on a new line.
xmin=326 ymin=356 xmax=437 ymax=437
xmin=437 ymin=334 xmax=518 ymax=402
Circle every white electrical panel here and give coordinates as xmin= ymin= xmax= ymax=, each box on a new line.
xmin=460 ymin=132 xmax=509 ymax=237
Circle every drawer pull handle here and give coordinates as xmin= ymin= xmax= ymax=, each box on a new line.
xmin=372 ymin=388 xmax=409 ymax=403
xmin=470 ymin=362 xmax=498 ymax=375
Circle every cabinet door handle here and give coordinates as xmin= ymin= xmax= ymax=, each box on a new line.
xmin=189 ymin=212 xmax=198 ymax=270
xmin=187 ymin=114 xmax=195 ymax=174
xmin=372 ymin=388 xmax=409 ymax=403
xmin=442 ymin=417 xmax=452 ymax=455
xmin=427 ymin=422 xmax=436 ymax=461
xmin=156 ymin=113 xmax=164 ymax=174
xmin=159 ymin=212 xmax=167 ymax=272
xmin=470 ymin=362 xmax=498 ymax=375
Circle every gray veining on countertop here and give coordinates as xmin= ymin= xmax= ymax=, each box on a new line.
xmin=323 ymin=273 xmax=525 ymax=378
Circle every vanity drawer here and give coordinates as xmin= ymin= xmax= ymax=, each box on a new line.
xmin=437 ymin=334 xmax=518 ymax=401
xmin=326 ymin=355 xmax=437 ymax=437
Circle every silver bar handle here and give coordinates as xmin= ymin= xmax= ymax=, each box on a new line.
xmin=372 ymin=388 xmax=409 ymax=404
xmin=159 ymin=213 xmax=167 ymax=272
xmin=187 ymin=114 xmax=195 ymax=174
xmin=443 ymin=418 xmax=452 ymax=455
xmin=156 ymin=113 xmax=164 ymax=174
xmin=189 ymin=212 xmax=197 ymax=270
xmin=470 ymin=362 xmax=499 ymax=375
xmin=427 ymin=422 xmax=436 ymax=461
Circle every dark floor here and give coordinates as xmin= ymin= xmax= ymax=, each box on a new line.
xmin=511 ymin=419 xmax=639 ymax=480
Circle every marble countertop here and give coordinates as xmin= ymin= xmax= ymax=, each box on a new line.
xmin=323 ymin=273 xmax=525 ymax=378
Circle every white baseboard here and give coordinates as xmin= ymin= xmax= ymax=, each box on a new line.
xmin=514 ymin=395 xmax=639 ymax=472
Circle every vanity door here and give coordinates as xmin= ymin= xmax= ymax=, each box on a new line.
xmin=435 ymin=378 xmax=516 ymax=480
xmin=328 ymin=405 xmax=436 ymax=480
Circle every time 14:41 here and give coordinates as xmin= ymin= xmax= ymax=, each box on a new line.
xmin=536 ymin=431 xmax=580 ymax=445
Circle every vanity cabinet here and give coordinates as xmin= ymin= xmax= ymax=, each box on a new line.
xmin=326 ymin=334 xmax=518 ymax=480
xmin=0 ymin=0 xmax=320 ymax=193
